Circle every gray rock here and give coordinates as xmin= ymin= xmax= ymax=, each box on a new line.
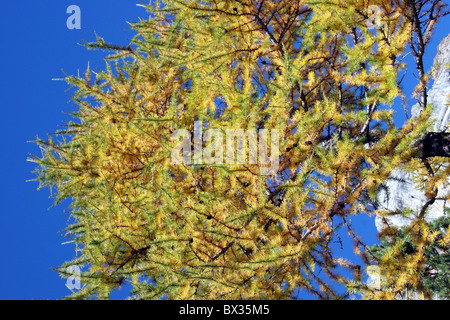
xmin=376 ymin=34 xmax=450 ymax=231
xmin=376 ymin=169 xmax=449 ymax=231
xmin=411 ymin=33 xmax=450 ymax=132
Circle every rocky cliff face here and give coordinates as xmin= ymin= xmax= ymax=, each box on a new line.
xmin=412 ymin=34 xmax=450 ymax=131
xmin=376 ymin=33 xmax=450 ymax=232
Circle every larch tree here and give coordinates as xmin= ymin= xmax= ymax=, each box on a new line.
xmin=30 ymin=0 xmax=449 ymax=299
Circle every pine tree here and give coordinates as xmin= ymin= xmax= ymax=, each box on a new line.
xmin=367 ymin=209 xmax=450 ymax=300
xmin=29 ymin=0 xmax=449 ymax=299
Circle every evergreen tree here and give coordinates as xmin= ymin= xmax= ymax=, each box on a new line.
xmin=367 ymin=209 xmax=450 ymax=300
xmin=30 ymin=0 xmax=449 ymax=299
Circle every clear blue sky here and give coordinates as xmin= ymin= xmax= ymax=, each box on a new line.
xmin=0 ymin=1 xmax=448 ymax=300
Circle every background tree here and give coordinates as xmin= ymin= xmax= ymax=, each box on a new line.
xmin=366 ymin=210 xmax=450 ymax=300
xmin=30 ymin=0 xmax=449 ymax=299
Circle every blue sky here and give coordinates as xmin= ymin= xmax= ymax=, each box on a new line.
xmin=0 ymin=1 xmax=448 ymax=300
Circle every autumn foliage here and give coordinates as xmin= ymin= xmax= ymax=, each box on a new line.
xmin=30 ymin=0 xmax=449 ymax=299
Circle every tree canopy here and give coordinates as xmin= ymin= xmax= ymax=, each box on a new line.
xmin=30 ymin=0 xmax=449 ymax=299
